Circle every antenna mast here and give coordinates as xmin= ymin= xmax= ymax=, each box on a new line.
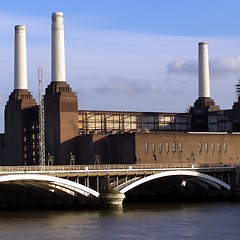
xmin=38 ymin=67 xmax=45 ymax=165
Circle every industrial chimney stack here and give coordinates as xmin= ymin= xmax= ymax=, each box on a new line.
xmin=14 ymin=25 xmax=28 ymax=90
xmin=189 ymin=42 xmax=219 ymax=131
xmin=44 ymin=12 xmax=79 ymax=165
xmin=198 ymin=42 xmax=210 ymax=98
xmin=5 ymin=25 xmax=37 ymax=166
xmin=51 ymin=12 xmax=66 ymax=82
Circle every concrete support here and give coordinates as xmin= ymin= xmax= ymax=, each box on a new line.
xmin=99 ymin=191 xmax=125 ymax=208
xmin=97 ymin=175 xmax=125 ymax=207
xmin=233 ymin=168 xmax=240 ymax=198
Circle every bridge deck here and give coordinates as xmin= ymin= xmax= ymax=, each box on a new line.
xmin=0 ymin=163 xmax=236 ymax=178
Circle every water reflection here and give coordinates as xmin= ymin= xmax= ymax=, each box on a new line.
xmin=0 ymin=202 xmax=240 ymax=240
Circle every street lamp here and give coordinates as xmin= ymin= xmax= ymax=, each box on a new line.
xmin=69 ymin=152 xmax=75 ymax=165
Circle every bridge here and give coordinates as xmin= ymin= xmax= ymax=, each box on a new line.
xmin=0 ymin=163 xmax=239 ymax=209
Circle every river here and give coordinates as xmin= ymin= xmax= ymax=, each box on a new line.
xmin=0 ymin=202 xmax=239 ymax=240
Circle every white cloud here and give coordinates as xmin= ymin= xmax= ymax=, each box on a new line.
xmin=166 ymin=59 xmax=197 ymax=76
xmin=210 ymin=56 xmax=240 ymax=76
xmin=166 ymin=56 xmax=240 ymax=78
xmin=97 ymin=77 xmax=160 ymax=94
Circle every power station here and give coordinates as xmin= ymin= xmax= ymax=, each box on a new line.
xmin=1 ymin=12 xmax=240 ymax=166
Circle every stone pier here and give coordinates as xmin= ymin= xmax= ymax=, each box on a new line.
xmin=99 ymin=191 xmax=125 ymax=208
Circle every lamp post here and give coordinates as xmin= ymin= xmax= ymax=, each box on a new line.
xmin=69 ymin=152 xmax=75 ymax=165
xmin=47 ymin=153 xmax=54 ymax=166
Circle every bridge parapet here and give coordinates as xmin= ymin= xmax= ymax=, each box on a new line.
xmin=0 ymin=162 xmax=237 ymax=175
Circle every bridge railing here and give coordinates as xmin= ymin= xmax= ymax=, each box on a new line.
xmin=0 ymin=162 xmax=237 ymax=173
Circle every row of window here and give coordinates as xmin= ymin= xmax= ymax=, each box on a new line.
xmin=23 ymin=126 xmax=39 ymax=131
xmin=145 ymin=142 xmax=228 ymax=153
xmin=23 ymin=134 xmax=37 ymax=142
xmin=198 ymin=142 xmax=228 ymax=152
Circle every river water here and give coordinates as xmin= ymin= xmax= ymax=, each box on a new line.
xmin=0 ymin=202 xmax=239 ymax=240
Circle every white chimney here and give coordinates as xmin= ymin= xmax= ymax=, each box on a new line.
xmin=198 ymin=42 xmax=210 ymax=98
xmin=51 ymin=12 xmax=66 ymax=82
xmin=14 ymin=25 xmax=28 ymax=90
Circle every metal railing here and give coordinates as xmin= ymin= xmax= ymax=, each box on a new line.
xmin=0 ymin=162 xmax=237 ymax=174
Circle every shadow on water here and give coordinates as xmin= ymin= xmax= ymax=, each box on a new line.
xmin=0 ymin=190 xmax=239 ymax=211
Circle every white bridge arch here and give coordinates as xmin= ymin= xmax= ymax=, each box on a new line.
xmin=0 ymin=174 xmax=99 ymax=198
xmin=116 ymin=170 xmax=231 ymax=194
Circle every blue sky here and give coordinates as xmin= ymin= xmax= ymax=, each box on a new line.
xmin=1 ymin=0 xmax=240 ymax=132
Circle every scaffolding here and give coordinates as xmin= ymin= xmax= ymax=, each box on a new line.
xmin=38 ymin=67 xmax=45 ymax=165
xmin=78 ymin=110 xmax=191 ymax=134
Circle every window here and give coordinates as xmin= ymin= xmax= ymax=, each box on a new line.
xmin=159 ymin=142 xmax=162 ymax=152
xmin=224 ymin=143 xmax=227 ymax=152
xmin=152 ymin=143 xmax=155 ymax=152
xmin=218 ymin=143 xmax=221 ymax=152
xmin=179 ymin=142 xmax=183 ymax=152
xmin=198 ymin=142 xmax=202 ymax=152
xmin=166 ymin=143 xmax=169 ymax=152
xmin=205 ymin=143 xmax=208 ymax=152
xmin=145 ymin=142 xmax=148 ymax=153
xmin=211 ymin=143 xmax=214 ymax=152
xmin=172 ymin=143 xmax=176 ymax=152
